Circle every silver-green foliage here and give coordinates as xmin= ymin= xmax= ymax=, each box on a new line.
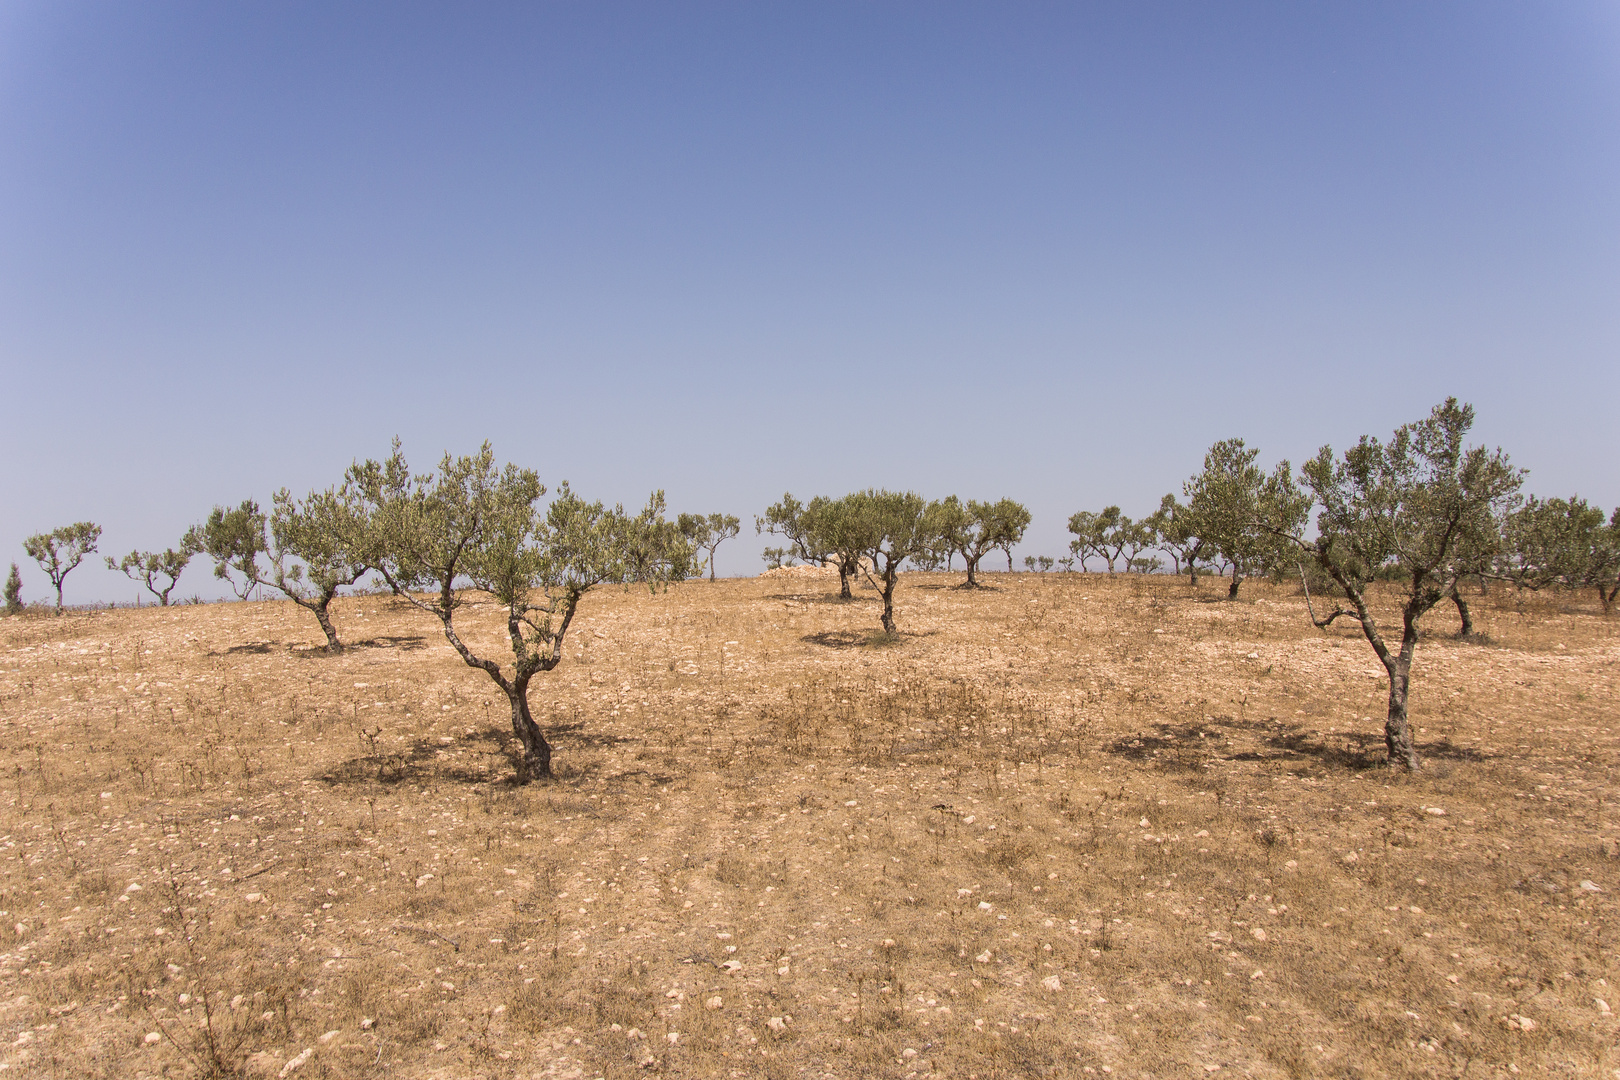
xmin=188 ymin=486 xmax=372 ymax=652
xmin=1298 ymin=398 xmax=1523 ymax=770
xmin=840 ymin=489 xmax=955 ymax=633
xmin=936 ymin=497 xmax=1030 ymax=585
xmin=1066 ymin=506 xmax=1156 ymax=574
xmin=22 ymin=521 xmax=101 ymax=614
xmin=107 ymin=540 xmax=199 ymax=607
xmin=1500 ymin=496 xmax=1620 ymax=613
xmin=352 ymin=441 xmax=693 ymax=782
xmin=1182 ymin=438 xmax=1309 ymax=597
xmin=678 ymin=512 xmax=741 ymax=582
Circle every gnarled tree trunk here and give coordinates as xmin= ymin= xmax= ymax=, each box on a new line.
xmin=302 ymin=597 xmax=344 ymax=653
xmin=1382 ymin=625 xmax=1421 ymax=770
xmin=507 ymin=675 xmax=552 ymax=782
xmin=1452 ymin=593 xmax=1473 ymax=637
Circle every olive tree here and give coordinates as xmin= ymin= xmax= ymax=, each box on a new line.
xmin=842 ymin=489 xmax=951 ymax=633
xmin=1183 ymin=439 xmax=1309 ymax=598
xmin=354 ymin=442 xmax=690 ymax=783
xmin=1296 ymin=399 xmax=1522 ymax=770
xmin=678 ymin=513 xmax=741 ymax=582
xmin=1067 ymin=506 xmax=1153 ymax=574
xmin=947 ymin=498 xmax=1030 ymax=587
xmin=759 ymin=494 xmax=863 ymax=598
xmin=107 ymin=539 xmax=199 ymax=607
xmin=23 ymin=522 xmax=101 ymax=614
xmin=1148 ymin=493 xmax=1208 ymax=583
xmin=1501 ymin=496 xmax=1619 ymax=614
xmin=189 ymin=486 xmax=373 ymax=652
xmin=186 ymin=500 xmax=265 ymax=600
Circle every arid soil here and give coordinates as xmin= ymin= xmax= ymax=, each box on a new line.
xmin=1 ymin=571 xmax=1616 ymax=1079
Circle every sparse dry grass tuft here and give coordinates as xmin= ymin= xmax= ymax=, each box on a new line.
xmin=1 ymin=572 xmax=1617 ymax=1077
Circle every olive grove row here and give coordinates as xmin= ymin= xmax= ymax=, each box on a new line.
xmin=9 ymin=399 xmax=1619 ymax=776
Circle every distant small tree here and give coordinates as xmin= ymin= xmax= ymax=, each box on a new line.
xmin=355 ymin=442 xmax=691 ymax=782
xmin=23 ymin=522 xmax=101 ymax=614
xmin=760 ymin=493 xmax=831 ymax=582
xmin=186 ymin=500 xmax=266 ymax=600
xmin=981 ymin=499 xmax=1032 ymax=576
xmin=1183 ymin=439 xmax=1309 ymax=598
xmin=1023 ymin=555 xmax=1037 ymax=572
xmin=1501 ymin=496 xmax=1620 ymax=614
xmin=1066 ymin=510 xmax=1103 ymax=571
xmin=1295 ymin=398 xmax=1522 ymax=770
xmin=1067 ymin=506 xmax=1151 ymax=573
xmin=953 ymin=498 xmax=1030 ymax=587
xmin=759 ymin=494 xmax=865 ymax=598
xmin=1148 ymin=493 xmax=1207 ymax=583
xmin=924 ymin=496 xmax=971 ymax=574
xmin=1118 ymin=515 xmax=1158 ymax=571
xmin=678 ymin=513 xmax=741 ymax=582
xmin=189 ymin=486 xmax=374 ymax=652
xmin=3 ymin=563 xmax=22 ymax=614
xmin=842 ymin=490 xmax=950 ymax=633
xmin=107 ymin=539 xmax=198 ymax=607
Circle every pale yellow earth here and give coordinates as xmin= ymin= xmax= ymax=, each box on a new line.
xmin=1 ymin=571 xmax=1615 ymax=1078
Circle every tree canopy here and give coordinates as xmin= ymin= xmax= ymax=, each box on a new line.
xmin=1298 ymin=398 xmax=1523 ymax=769
xmin=353 ymin=441 xmax=693 ymax=782
xmin=1182 ymin=438 xmax=1309 ymax=597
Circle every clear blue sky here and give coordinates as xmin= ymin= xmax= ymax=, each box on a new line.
xmin=3 ymin=3 xmax=1617 ymax=602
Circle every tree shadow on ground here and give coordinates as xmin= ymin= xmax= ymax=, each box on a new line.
xmin=289 ymin=635 xmax=430 ymax=659
xmin=318 ymin=728 xmax=514 ymax=787
xmin=218 ymin=641 xmax=275 ymax=656
xmin=1107 ymin=718 xmax=1492 ymax=773
xmin=765 ymin=592 xmax=865 ymax=605
xmin=801 ymin=630 xmax=870 ymax=649
xmin=319 ymin=717 xmax=648 ymax=788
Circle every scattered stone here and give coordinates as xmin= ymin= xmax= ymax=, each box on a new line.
xmin=767 ymin=1016 xmax=787 ymax=1033
xmin=143 ymin=1032 xmax=161 ymax=1045
xmin=1580 ymin=880 xmax=1603 ymax=892
xmin=976 ymin=950 xmax=993 ymax=964
xmin=278 ymin=1047 xmax=313 ymax=1077
xmin=705 ymin=996 xmax=723 ymax=1010
xmin=1041 ymin=975 xmax=1062 ymax=991
xmin=1250 ymin=928 xmax=1267 ymax=942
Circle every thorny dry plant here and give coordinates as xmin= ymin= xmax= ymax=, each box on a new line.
xmin=0 ymin=570 xmax=1616 ymax=1079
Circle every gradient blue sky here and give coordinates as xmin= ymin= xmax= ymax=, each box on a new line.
xmin=3 ymin=2 xmax=1617 ymax=602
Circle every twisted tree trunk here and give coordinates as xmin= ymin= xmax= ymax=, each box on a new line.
xmin=506 ymin=673 xmax=552 ymax=782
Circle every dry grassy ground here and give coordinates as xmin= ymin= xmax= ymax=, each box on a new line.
xmin=1 ymin=570 xmax=1616 ymax=1080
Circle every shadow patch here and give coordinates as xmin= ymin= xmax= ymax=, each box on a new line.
xmin=802 ymin=630 xmax=869 ymax=649
xmin=220 ymin=642 xmax=275 ymax=655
